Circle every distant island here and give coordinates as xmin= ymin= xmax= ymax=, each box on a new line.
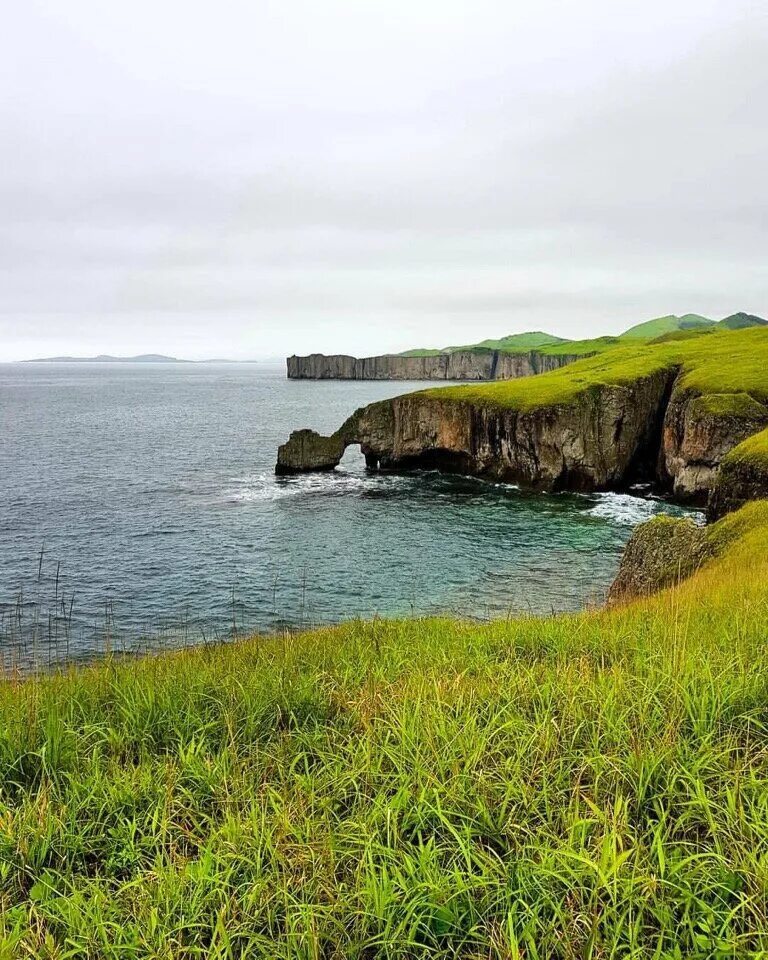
xmin=23 ymin=354 xmax=189 ymax=363
xmin=21 ymin=354 xmax=257 ymax=364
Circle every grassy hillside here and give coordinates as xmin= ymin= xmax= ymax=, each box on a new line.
xmin=619 ymin=313 xmax=714 ymax=339
xmin=720 ymin=312 xmax=768 ymax=330
xmin=422 ymin=327 xmax=768 ymax=412
xmin=400 ymin=332 xmax=568 ymax=357
xmin=721 ymin=426 xmax=768 ymax=470
xmin=396 ymin=313 xmax=765 ymax=360
xmin=2 ymin=502 xmax=768 ymax=955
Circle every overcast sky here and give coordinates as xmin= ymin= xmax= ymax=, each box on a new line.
xmin=2 ymin=0 xmax=766 ymax=360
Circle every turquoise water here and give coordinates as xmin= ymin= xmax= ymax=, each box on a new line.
xmin=0 ymin=362 xmax=696 ymax=663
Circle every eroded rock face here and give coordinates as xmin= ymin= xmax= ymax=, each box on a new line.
xmin=275 ymin=429 xmax=345 ymax=474
xmin=276 ymin=367 xmax=768 ymax=508
xmin=708 ymin=447 xmax=768 ymax=520
xmin=286 ymin=350 xmax=585 ymax=381
xmin=660 ymin=392 xmax=768 ymax=503
xmin=607 ymin=515 xmax=711 ymax=602
xmin=276 ymin=369 xmax=677 ymax=490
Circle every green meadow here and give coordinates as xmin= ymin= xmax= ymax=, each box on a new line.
xmin=2 ymin=501 xmax=768 ymax=957
xmin=421 ymin=327 xmax=768 ymax=413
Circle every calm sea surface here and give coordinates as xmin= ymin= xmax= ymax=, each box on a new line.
xmin=1 ymin=362 xmax=695 ymax=663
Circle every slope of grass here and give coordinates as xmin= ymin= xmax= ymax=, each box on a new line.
xmin=619 ymin=313 xmax=714 ymax=339
xmin=721 ymin=426 xmax=768 ymax=470
xmin=396 ymin=314 xmax=765 ymax=359
xmin=2 ymin=502 xmax=768 ymax=957
xmin=400 ymin=332 xmax=568 ymax=357
xmin=420 ymin=327 xmax=768 ymax=413
xmin=719 ymin=312 xmax=768 ymax=330
xmin=537 ymin=335 xmax=621 ymax=356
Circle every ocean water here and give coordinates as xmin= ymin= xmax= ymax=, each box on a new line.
xmin=1 ymin=362 xmax=696 ymax=664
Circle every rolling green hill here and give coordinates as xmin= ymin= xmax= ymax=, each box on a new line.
xmin=399 ymin=311 xmax=766 ymax=359
xmin=618 ymin=313 xmax=715 ymax=339
xmin=720 ymin=311 xmax=768 ymax=330
xmin=400 ymin=331 xmax=568 ymax=357
xmin=424 ymin=326 xmax=768 ymax=411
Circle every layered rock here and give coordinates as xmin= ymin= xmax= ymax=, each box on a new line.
xmin=708 ymin=429 xmax=768 ymax=520
xmin=277 ymin=365 xmax=768 ymax=513
xmin=274 ymin=429 xmax=345 ymax=474
xmin=286 ymin=350 xmax=586 ymax=381
xmin=278 ymin=368 xmax=676 ymax=490
xmin=659 ymin=392 xmax=768 ymax=502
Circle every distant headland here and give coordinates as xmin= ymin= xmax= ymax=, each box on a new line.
xmin=20 ymin=354 xmax=255 ymax=364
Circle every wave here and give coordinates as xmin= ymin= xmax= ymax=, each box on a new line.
xmin=583 ymin=491 xmax=703 ymax=526
xmin=219 ymin=469 xmax=413 ymax=504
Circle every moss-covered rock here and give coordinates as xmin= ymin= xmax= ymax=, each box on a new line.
xmin=608 ymin=515 xmax=711 ymax=602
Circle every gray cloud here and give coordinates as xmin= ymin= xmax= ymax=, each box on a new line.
xmin=1 ymin=0 xmax=766 ymax=359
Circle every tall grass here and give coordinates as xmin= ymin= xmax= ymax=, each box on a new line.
xmin=1 ymin=503 xmax=768 ymax=957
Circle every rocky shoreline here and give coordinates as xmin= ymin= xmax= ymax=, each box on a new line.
xmin=276 ymin=366 xmax=768 ymax=512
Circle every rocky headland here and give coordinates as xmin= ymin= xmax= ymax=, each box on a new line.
xmin=277 ymin=330 xmax=768 ymax=518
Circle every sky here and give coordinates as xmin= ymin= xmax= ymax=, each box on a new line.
xmin=2 ymin=0 xmax=766 ymax=361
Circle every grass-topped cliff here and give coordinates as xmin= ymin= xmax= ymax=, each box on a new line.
xmin=279 ymin=327 xmax=768 ymax=506
xmin=421 ymin=326 xmax=768 ymax=411
xmin=2 ymin=501 xmax=768 ymax=956
xmin=287 ymin=312 xmax=766 ymax=381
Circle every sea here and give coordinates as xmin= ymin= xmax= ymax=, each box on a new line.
xmin=0 ymin=361 xmax=697 ymax=666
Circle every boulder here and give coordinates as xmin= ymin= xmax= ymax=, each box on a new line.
xmin=607 ymin=516 xmax=711 ymax=602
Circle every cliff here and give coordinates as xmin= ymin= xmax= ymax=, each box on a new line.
xmin=708 ymin=428 xmax=768 ymax=519
xmin=277 ymin=329 xmax=768 ymax=514
xmin=286 ymin=349 xmax=586 ymax=381
xmin=277 ymin=369 xmax=677 ymax=489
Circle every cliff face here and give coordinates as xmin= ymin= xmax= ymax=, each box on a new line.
xmin=708 ymin=429 xmax=768 ymax=520
xmin=659 ymin=392 xmax=768 ymax=501
xmin=286 ymin=349 xmax=584 ymax=381
xmin=276 ymin=369 xmax=767 ymax=512
xmin=278 ymin=369 xmax=674 ymax=490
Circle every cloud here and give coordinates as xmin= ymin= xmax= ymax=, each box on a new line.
xmin=1 ymin=0 xmax=766 ymax=359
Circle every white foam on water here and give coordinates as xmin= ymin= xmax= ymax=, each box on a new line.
xmin=220 ymin=469 xmax=414 ymax=504
xmin=584 ymin=492 xmax=670 ymax=526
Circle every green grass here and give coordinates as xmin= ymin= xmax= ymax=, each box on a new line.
xmin=400 ymin=334 xmax=619 ymax=359
xmin=720 ymin=313 xmax=768 ymax=331
xmin=619 ymin=314 xmax=715 ymax=340
xmin=689 ymin=392 xmax=768 ymax=419
xmin=722 ymin=427 xmax=768 ymax=471
xmin=400 ymin=332 xmax=568 ymax=357
xmin=536 ymin=336 xmax=621 ymax=356
xmin=419 ymin=327 xmax=768 ymax=413
xmin=397 ymin=315 xmax=765 ymax=359
xmin=2 ymin=502 xmax=768 ymax=956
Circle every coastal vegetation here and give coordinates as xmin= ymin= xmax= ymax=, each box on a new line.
xmin=1 ymin=502 xmax=768 ymax=955
xmin=6 ymin=325 xmax=768 ymax=956
xmin=287 ymin=311 xmax=766 ymax=382
xmin=402 ymin=312 xmax=766 ymax=357
xmin=422 ymin=327 xmax=768 ymax=411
